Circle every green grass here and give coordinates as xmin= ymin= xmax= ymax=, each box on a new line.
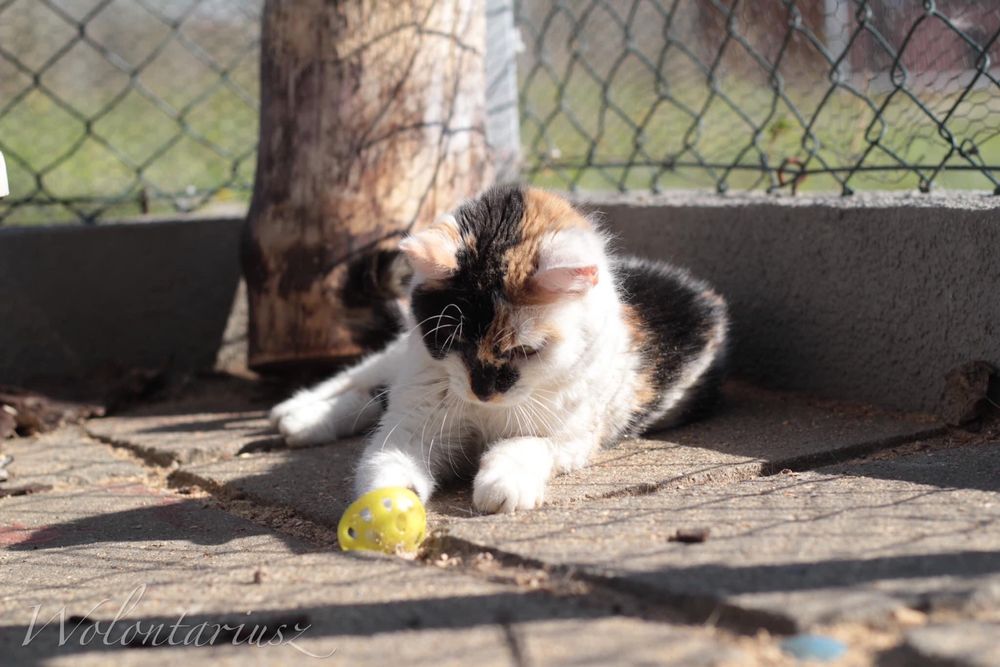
xmin=0 ymin=84 xmax=257 ymax=225
xmin=3 ymin=50 xmax=998 ymax=225
xmin=520 ymin=68 xmax=1000 ymax=195
xmin=0 ymin=1 xmax=260 ymax=225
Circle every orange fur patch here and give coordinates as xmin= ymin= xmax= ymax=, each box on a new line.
xmin=401 ymin=218 xmax=462 ymax=284
xmin=504 ymin=188 xmax=593 ymax=303
xmin=622 ymin=304 xmax=657 ymax=410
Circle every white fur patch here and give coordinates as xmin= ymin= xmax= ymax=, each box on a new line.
xmin=399 ymin=213 xmax=461 ymax=282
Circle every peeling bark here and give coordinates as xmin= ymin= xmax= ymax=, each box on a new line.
xmin=244 ymin=0 xmax=491 ymax=372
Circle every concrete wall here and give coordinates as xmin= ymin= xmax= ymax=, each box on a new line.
xmin=2 ymin=192 xmax=997 ymax=412
xmin=584 ymin=191 xmax=1000 ymax=413
xmin=0 ymin=218 xmax=243 ymax=393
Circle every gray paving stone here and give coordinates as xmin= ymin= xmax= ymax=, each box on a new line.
xmin=548 ymin=381 xmax=942 ymax=501
xmin=84 ymin=375 xmax=280 ymax=465
xmin=0 ymin=427 xmax=146 ymax=490
xmin=86 ymin=407 xmax=274 ymax=465
xmin=33 ymin=616 xmax=748 ymax=667
xmin=441 ymin=442 xmax=1000 ymax=632
xmin=891 ymin=621 xmax=1000 ymax=667
xmin=1 ymin=481 xmax=743 ymax=666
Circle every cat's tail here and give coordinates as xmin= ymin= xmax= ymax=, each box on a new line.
xmin=643 ymin=293 xmax=730 ymax=434
xmin=646 ymin=339 xmax=729 ymax=432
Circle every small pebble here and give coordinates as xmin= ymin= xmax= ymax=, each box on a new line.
xmin=780 ymin=634 xmax=847 ymax=662
xmin=669 ymin=527 xmax=710 ymax=543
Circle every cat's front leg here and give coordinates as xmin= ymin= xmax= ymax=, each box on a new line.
xmin=271 ymin=336 xmax=407 ymax=447
xmin=274 ymin=388 xmax=385 ymax=448
xmin=472 ymin=437 xmax=555 ymax=513
xmin=473 ymin=434 xmax=601 ymax=513
xmin=354 ymin=418 xmax=437 ymax=503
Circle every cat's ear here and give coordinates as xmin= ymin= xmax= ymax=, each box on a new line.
xmin=529 ymin=229 xmax=601 ymax=298
xmin=399 ymin=213 xmax=460 ymax=281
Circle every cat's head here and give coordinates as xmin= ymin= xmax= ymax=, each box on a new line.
xmin=400 ymin=185 xmax=610 ymax=406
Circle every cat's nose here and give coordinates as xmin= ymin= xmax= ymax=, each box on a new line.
xmin=473 ymin=387 xmax=495 ymax=402
xmin=469 ymin=365 xmax=498 ymax=401
xmin=469 ymin=362 xmax=518 ymax=401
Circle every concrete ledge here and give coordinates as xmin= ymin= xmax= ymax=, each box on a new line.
xmin=0 ymin=217 xmax=244 ymax=391
xmin=3 ymin=191 xmax=998 ymax=412
xmin=582 ymin=191 xmax=1000 ymax=412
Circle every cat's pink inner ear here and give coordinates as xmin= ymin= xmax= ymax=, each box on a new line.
xmin=529 ymin=229 xmax=602 ymax=298
xmin=399 ymin=217 xmax=460 ymax=281
xmin=530 ymin=264 xmax=599 ymax=296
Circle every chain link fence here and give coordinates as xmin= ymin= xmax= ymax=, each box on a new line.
xmin=1 ymin=1 xmax=999 ymax=225
xmin=0 ymin=0 xmax=261 ymax=224
xmin=518 ymin=0 xmax=1000 ymax=194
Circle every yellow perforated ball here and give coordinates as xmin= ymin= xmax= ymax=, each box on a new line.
xmin=337 ymin=487 xmax=427 ymax=554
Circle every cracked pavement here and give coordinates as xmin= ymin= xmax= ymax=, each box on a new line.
xmin=1 ymin=376 xmax=997 ymax=666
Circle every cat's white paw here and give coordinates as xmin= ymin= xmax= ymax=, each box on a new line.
xmin=472 ymin=453 xmax=548 ymax=514
xmin=269 ymin=392 xmax=310 ymax=427
xmin=274 ymin=394 xmax=336 ymax=448
xmin=272 ymin=389 xmax=379 ymax=448
xmin=355 ymin=449 xmax=435 ymax=503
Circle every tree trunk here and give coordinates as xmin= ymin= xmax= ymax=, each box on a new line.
xmin=244 ymin=0 xmax=491 ymax=374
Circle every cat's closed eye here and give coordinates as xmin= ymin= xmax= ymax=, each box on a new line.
xmin=509 ymin=344 xmax=542 ymax=360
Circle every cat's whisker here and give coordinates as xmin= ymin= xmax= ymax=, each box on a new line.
xmin=435 ymin=393 xmax=464 ymax=475
xmin=378 ymin=420 xmax=402 ymax=452
xmin=418 ymin=388 xmax=452 ymax=468
xmin=535 ymin=399 xmax=565 ymax=435
xmin=430 ymin=304 xmax=462 ymax=348
xmin=427 ymin=404 xmax=449 ymax=472
xmin=524 ymin=396 xmax=558 ymax=435
xmin=517 ymin=404 xmax=538 ymax=438
xmin=453 ymin=398 xmax=474 ymax=473
xmin=454 ymin=320 xmax=465 ymax=351
xmin=443 ymin=315 xmax=464 ymax=354
xmin=407 ymin=313 xmax=456 ymax=336
xmin=512 ymin=402 xmax=528 ymax=436
xmin=423 ymin=320 xmax=457 ymax=343
xmin=527 ymin=391 xmax=562 ymax=422
xmin=352 ymin=387 xmax=391 ymax=430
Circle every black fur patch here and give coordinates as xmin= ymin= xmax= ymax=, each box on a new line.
xmin=614 ymin=258 xmax=727 ymax=433
xmin=453 ymin=183 xmax=525 ymax=292
xmin=341 ymin=248 xmax=406 ymax=351
xmin=410 ymin=185 xmax=527 ymax=399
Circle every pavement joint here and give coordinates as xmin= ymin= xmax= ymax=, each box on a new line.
xmin=421 ymin=530 xmax=803 ymax=634
xmin=84 ymin=428 xmax=180 ymax=469
xmin=166 ymin=466 xmax=342 ymax=548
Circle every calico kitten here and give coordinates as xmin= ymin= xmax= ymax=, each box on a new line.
xmin=271 ymin=185 xmax=728 ymax=513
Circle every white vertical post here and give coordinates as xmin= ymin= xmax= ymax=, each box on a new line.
xmin=485 ymin=0 xmax=521 ymax=183
xmin=824 ymin=0 xmax=853 ymax=82
xmin=0 ymin=151 xmax=9 ymax=198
